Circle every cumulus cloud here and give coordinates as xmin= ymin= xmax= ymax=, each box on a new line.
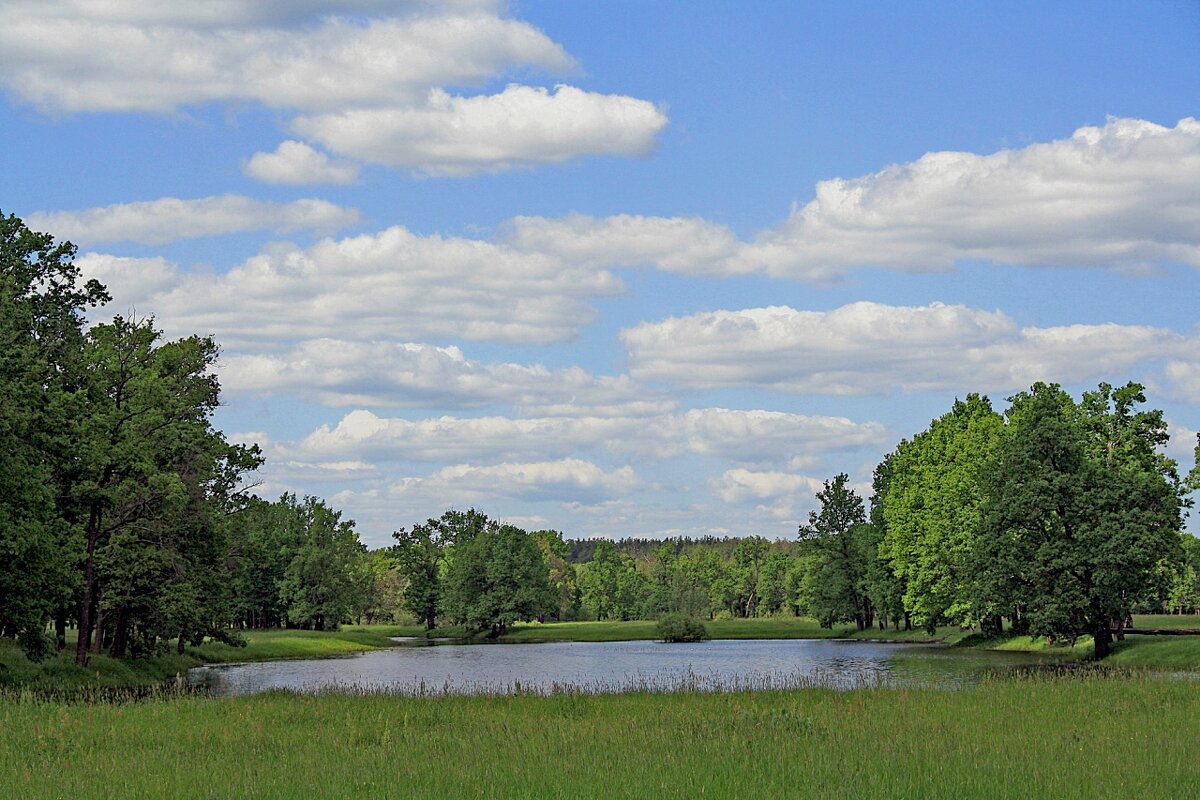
xmin=27 ymin=195 xmax=360 ymax=246
xmin=292 ymin=85 xmax=666 ymax=176
xmin=76 ymin=253 xmax=182 ymax=303
xmin=490 ymin=118 xmax=1200 ymax=277
xmin=622 ymin=301 xmax=1190 ymax=395
xmin=499 ymin=213 xmax=741 ymax=274
xmin=712 ymin=469 xmax=824 ymax=504
xmin=283 ymin=407 xmax=886 ymax=469
xmin=86 ymin=226 xmax=623 ymax=346
xmin=391 ymin=459 xmax=639 ymax=504
xmin=219 ymin=339 xmax=673 ymax=416
xmin=1162 ymin=354 xmax=1200 ymax=405
xmin=243 ymin=141 xmax=359 ymax=185
xmin=729 ymin=117 xmax=1200 ymax=278
xmin=0 ymin=6 xmax=571 ymax=113
xmin=1 ymin=3 xmax=668 ymax=176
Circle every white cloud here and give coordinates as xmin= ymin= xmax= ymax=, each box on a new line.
xmin=285 ymin=410 xmax=632 ymax=464
xmin=488 ymin=118 xmax=1200 ymax=278
xmin=28 ymin=195 xmax=360 ymax=246
xmin=283 ymin=407 xmax=886 ymax=469
xmin=1163 ymin=357 xmax=1200 ymax=404
xmin=626 ymin=409 xmax=888 ymax=464
xmin=730 ymin=117 xmax=1200 ymax=278
xmin=219 ymin=339 xmax=673 ymax=416
xmin=86 ymin=226 xmax=623 ymax=346
xmin=622 ymin=301 xmax=1190 ymax=395
xmin=293 ymin=84 xmax=667 ymax=176
xmin=243 ymin=141 xmax=359 ymax=185
xmin=391 ymin=459 xmax=639 ymax=504
xmin=712 ymin=469 xmax=824 ymax=504
xmin=0 ymin=2 xmax=501 ymax=29
xmin=76 ymin=253 xmax=181 ymax=303
xmin=0 ymin=8 xmax=571 ymax=114
xmin=1 ymin=4 xmax=668 ymax=176
xmin=1163 ymin=421 xmax=1198 ymax=469
xmin=499 ymin=213 xmax=741 ymax=274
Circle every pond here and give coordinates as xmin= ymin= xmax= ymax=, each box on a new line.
xmin=188 ymin=638 xmax=1066 ymax=697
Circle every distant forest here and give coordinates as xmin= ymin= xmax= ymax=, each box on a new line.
xmin=3 ymin=211 xmax=1198 ymax=665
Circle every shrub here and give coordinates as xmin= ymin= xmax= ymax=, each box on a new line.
xmin=657 ymin=614 xmax=710 ymax=643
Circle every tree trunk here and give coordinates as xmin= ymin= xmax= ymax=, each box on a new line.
xmin=75 ymin=504 xmax=102 ymax=667
xmin=91 ymin=604 xmax=105 ymax=655
xmin=1094 ymin=627 xmax=1112 ymax=659
xmin=177 ymin=631 xmax=186 ymax=655
xmin=54 ymin=611 xmax=66 ymax=651
xmin=109 ymin=604 xmax=131 ymax=658
xmin=903 ymin=612 xmax=912 ymax=631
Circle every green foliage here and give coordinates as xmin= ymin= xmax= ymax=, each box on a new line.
xmin=656 ymin=613 xmax=710 ymax=642
xmin=532 ymin=530 xmax=582 ymax=621
xmin=878 ymin=395 xmax=1004 ymax=630
xmin=796 ymin=474 xmax=872 ymax=629
xmin=577 ymin=541 xmax=651 ymax=621
xmin=0 ymin=211 xmax=106 ymax=658
xmin=974 ymin=382 xmax=1185 ymax=657
xmin=277 ymin=497 xmax=367 ymax=631
xmin=442 ymin=521 xmax=555 ymax=635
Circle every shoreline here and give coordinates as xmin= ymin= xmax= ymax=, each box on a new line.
xmin=3 ymin=615 xmax=1195 ymax=693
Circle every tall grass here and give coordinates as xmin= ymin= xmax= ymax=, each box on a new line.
xmin=1 ymin=672 xmax=1196 ymax=799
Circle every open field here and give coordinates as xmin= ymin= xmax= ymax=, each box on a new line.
xmin=1131 ymin=613 xmax=1200 ymax=629
xmin=2 ymin=673 xmax=1197 ymax=799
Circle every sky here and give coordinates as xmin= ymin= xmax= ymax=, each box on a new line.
xmin=2 ymin=1 xmax=1198 ymax=547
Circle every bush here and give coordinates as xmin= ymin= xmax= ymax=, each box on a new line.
xmin=656 ymin=614 xmax=710 ymax=643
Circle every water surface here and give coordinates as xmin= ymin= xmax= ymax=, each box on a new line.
xmin=189 ymin=638 xmax=1062 ymax=697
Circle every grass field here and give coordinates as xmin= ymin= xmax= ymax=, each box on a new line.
xmin=2 ymin=672 xmax=1196 ymax=799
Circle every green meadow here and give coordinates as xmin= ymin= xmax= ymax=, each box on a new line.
xmin=2 ymin=672 xmax=1197 ymax=799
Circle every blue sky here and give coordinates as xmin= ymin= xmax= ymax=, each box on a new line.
xmin=3 ymin=1 xmax=1198 ymax=546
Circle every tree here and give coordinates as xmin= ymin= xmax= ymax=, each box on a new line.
xmin=879 ymin=394 xmax=1004 ymax=631
xmin=732 ymin=537 xmax=769 ymax=617
xmin=392 ymin=509 xmax=488 ymax=630
xmin=442 ymin=521 xmax=554 ymax=636
xmin=867 ymin=454 xmax=909 ymax=631
xmin=975 ymin=383 xmax=1184 ymax=658
xmin=0 ymin=211 xmax=107 ymax=659
xmin=69 ymin=317 xmax=259 ymax=665
xmin=798 ymin=474 xmax=870 ymax=630
xmin=578 ymin=540 xmax=622 ymax=620
xmin=532 ymin=530 xmax=581 ymax=621
xmin=277 ymin=497 xmax=366 ymax=631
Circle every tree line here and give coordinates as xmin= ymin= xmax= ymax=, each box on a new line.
xmin=545 ymin=387 xmax=1200 ymax=658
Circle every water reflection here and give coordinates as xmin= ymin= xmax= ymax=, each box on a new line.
xmin=189 ymin=638 xmax=1065 ymax=697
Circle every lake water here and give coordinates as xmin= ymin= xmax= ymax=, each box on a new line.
xmin=188 ymin=638 xmax=1063 ymax=697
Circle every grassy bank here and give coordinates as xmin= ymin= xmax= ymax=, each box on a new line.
xmin=419 ymin=616 xmax=961 ymax=644
xmin=2 ymin=673 xmax=1196 ymax=799
xmin=0 ymin=627 xmax=425 ymax=693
